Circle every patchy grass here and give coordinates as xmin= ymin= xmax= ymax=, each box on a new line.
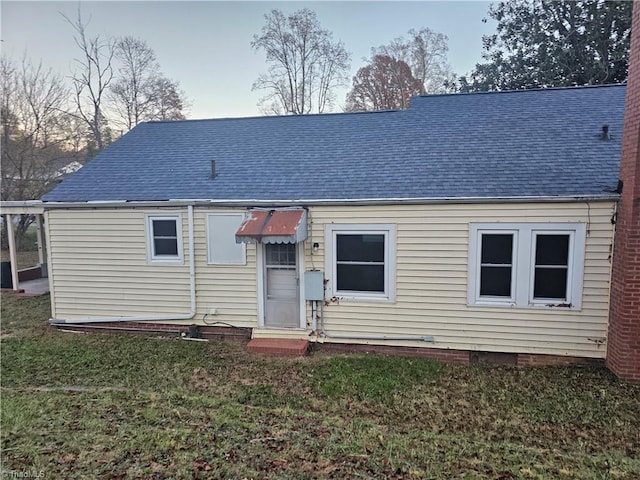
xmin=312 ymin=354 xmax=442 ymax=401
xmin=0 ymin=292 xmax=50 ymax=337
xmin=1 ymin=293 xmax=639 ymax=479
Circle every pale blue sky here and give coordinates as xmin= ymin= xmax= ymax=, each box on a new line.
xmin=1 ymin=1 xmax=495 ymax=119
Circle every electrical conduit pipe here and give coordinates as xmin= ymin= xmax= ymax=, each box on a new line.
xmin=316 ymin=300 xmax=435 ymax=343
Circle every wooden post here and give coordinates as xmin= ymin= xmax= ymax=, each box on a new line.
xmin=5 ymin=214 xmax=19 ymax=291
xmin=36 ymin=214 xmax=45 ymax=265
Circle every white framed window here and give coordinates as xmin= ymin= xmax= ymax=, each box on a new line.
xmin=468 ymin=223 xmax=586 ymax=309
xmin=207 ymin=213 xmax=246 ymax=265
xmin=325 ymin=224 xmax=396 ymax=302
xmin=146 ymin=214 xmax=183 ymax=263
xmin=476 ymin=230 xmax=518 ymax=304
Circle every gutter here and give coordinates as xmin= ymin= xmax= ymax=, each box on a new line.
xmin=49 ymin=205 xmax=197 ymax=326
xmin=39 ymin=194 xmax=620 ymax=210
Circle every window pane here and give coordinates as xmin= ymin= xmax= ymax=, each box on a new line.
xmin=337 ymin=264 xmax=384 ymax=292
xmin=535 ymin=235 xmax=569 ymax=266
xmin=480 ymin=266 xmax=511 ymax=297
xmin=534 ymin=267 xmax=568 ymax=299
xmin=266 ymin=243 xmax=296 ymax=266
xmin=337 ymin=234 xmax=384 ymax=262
xmin=154 ymin=238 xmax=178 ymax=256
xmin=153 ymin=220 xmax=177 ymax=237
xmin=481 ymin=234 xmax=513 ymax=264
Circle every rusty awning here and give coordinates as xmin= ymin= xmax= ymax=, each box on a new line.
xmin=235 ymin=209 xmax=307 ymax=244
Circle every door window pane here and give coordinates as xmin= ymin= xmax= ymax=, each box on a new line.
xmin=266 ymin=243 xmax=296 ymax=266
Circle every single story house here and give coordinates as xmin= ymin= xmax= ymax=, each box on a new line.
xmin=27 ymin=83 xmax=633 ymax=365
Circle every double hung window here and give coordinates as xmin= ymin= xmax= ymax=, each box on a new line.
xmin=147 ymin=215 xmax=183 ymax=263
xmin=325 ymin=224 xmax=396 ymax=301
xmin=469 ymin=223 xmax=585 ymax=309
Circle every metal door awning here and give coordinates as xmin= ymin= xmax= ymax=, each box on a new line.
xmin=235 ymin=209 xmax=307 ymax=244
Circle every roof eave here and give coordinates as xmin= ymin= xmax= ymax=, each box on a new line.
xmin=0 ymin=200 xmax=45 ymax=214
xmin=40 ymin=194 xmax=620 ymax=209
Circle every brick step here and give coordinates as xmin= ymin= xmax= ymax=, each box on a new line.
xmin=246 ymin=338 xmax=309 ymax=357
xmin=251 ymin=328 xmax=311 ymax=340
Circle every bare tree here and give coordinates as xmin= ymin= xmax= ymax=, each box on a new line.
xmin=110 ymin=36 xmax=158 ymax=130
xmin=374 ymin=28 xmax=456 ymax=94
xmin=1 ymin=56 xmax=18 ymax=154
xmin=1 ymin=56 xmax=75 ymax=200
xmin=109 ymin=36 xmax=188 ymax=129
xmin=146 ymin=76 xmax=187 ymax=121
xmin=251 ymin=8 xmax=351 ymax=115
xmin=63 ymin=9 xmax=115 ymax=151
xmin=346 ymin=55 xmax=423 ymax=112
xmin=1 ymin=55 xmax=81 ymax=246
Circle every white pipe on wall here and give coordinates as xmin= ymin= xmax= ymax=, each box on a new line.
xmin=318 ymin=300 xmax=435 ymax=343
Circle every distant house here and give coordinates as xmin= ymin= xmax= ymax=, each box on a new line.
xmin=55 ymin=161 xmax=83 ymax=178
xmin=32 ymin=83 xmax=635 ymax=369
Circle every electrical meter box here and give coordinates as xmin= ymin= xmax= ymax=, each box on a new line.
xmin=304 ymin=271 xmax=324 ymax=300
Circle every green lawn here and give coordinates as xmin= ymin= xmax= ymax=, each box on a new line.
xmin=1 ymin=293 xmax=639 ymax=479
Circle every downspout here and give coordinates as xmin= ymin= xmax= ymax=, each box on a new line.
xmin=49 ymin=205 xmax=197 ymax=325
xmin=318 ymin=300 xmax=435 ymax=343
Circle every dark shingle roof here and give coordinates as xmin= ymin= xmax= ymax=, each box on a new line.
xmin=43 ymin=84 xmax=626 ymax=203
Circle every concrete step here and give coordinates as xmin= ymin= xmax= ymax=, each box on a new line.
xmin=246 ymin=338 xmax=309 ymax=357
xmin=251 ymin=328 xmax=311 ymax=340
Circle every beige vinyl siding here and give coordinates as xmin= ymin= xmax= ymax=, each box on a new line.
xmin=308 ymin=202 xmax=615 ymax=358
xmin=192 ymin=209 xmax=257 ymax=328
xmin=47 ymin=201 xmax=615 ymax=358
xmin=47 ymin=208 xmax=191 ymax=319
xmin=47 ymin=207 xmax=258 ymax=326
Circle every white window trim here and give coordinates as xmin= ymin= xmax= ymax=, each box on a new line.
xmin=473 ymin=229 xmax=519 ymax=306
xmin=325 ymin=223 xmax=397 ymax=302
xmin=146 ymin=214 xmax=183 ymax=264
xmin=468 ymin=223 xmax=585 ymax=310
xmin=529 ymin=229 xmax=576 ymax=307
xmin=206 ymin=213 xmax=246 ymax=265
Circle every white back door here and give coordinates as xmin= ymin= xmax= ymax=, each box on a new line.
xmin=264 ymin=243 xmax=299 ymax=328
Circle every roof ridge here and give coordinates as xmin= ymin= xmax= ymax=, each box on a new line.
xmin=415 ymin=83 xmax=626 ymax=101
xmin=147 ymin=108 xmax=400 ymax=125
